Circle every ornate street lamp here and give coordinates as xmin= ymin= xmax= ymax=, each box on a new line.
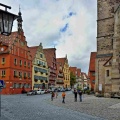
xmin=0 ymin=3 xmax=18 ymax=36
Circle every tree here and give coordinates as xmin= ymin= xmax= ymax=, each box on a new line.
xmin=70 ymin=72 xmax=76 ymax=88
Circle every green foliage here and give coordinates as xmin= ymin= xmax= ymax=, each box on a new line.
xmin=70 ymin=72 xmax=76 ymax=87
xmin=85 ymin=89 xmax=91 ymax=95
xmin=77 ymin=86 xmax=82 ymax=91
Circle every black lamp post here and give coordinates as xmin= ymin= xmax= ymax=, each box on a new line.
xmin=0 ymin=3 xmax=18 ymax=36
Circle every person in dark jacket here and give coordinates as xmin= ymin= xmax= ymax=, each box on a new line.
xmin=51 ymin=91 xmax=55 ymax=101
xmin=74 ymin=89 xmax=77 ymax=102
xmin=78 ymin=90 xmax=83 ymax=102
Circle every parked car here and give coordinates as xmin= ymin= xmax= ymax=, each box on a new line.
xmin=68 ymin=88 xmax=71 ymax=91
xmin=36 ymin=89 xmax=45 ymax=94
xmin=47 ymin=89 xmax=52 ymax=93
xmin=27 ymin=90 xmax=37 ymax=96
xmin=44 ymin=89 xmax=49 ymax=94
xmin=60 ymin=88 xmax=65 ymax=92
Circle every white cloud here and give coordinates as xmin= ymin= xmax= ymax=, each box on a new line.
xmin=0 ymin=0 xmax=97 ymax=73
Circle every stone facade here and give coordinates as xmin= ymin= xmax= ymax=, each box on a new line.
xmin=111 ymin=3 xmax=120 ymax=93
xmin=95 ymin=0 xmax=120 ymax=97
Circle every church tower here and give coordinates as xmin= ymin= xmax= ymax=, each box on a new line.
xmin=17 ymin=6 xmax=23 ymax=34
xmin=95 ymin=0 xmax=120 ymax=97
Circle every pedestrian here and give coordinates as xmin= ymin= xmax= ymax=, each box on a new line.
xmin=78 ymin=90 xmax=83 ymax=102
xmin=55 ymin=91 xmax=58 ymax=98
xmin=51 ymin=91 xmax=55 ymax=101
xmin=74 ymin=89 xmax=77 ymax=102
xmin=62 ymin=91 xmax=66 ymax=103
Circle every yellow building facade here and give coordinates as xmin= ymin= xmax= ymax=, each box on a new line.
xmin=63 ymin=56 xmax=70 ymax=88
xmin=29 ymin=43 xmax=49 ymax=90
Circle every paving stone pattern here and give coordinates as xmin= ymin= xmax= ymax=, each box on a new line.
xmin=0 ymin=92 xmax=119 ymax=120
xmin=49 ymin=92 xmax=120 ymax=120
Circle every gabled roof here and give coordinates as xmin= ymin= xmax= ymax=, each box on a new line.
xmin=81 ymin=72 xmax=88 ymax=79
xmin=56 ymin=58 xmax=66 ymax=74
xmin=89 ymin=52 xmax=97 ymax=72
xmin=56 ymin=58 xmax=66 ymax=67
xmin=69 ymin=67 xmax=77 ymax=76
xmin=77 ymin=68 xmax=81 ymax=77
xmin=29 ymin=46 xmax=38 ymax=60
xmin=43 ymin=48 xmax=56 ymax=67
xmin=0 ymin=31 xmax=25 ymax=46
xmin=0 ymin=32 xmax=18 ymax=47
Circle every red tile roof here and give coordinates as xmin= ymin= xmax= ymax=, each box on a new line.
xmin=29 ymin=46 xmax=38 ymax=60
xmin=81 ymin=72 xmax=88 ymax=79
xmin=56 ymin=58 xmax=66 ymax=74
xmin=69 ymin=67 xmax=77 ymax=76
xmin=0 ymin=31 xmax=27 ymax=54
xmin=77 ymin=69 xmax=81 ymax=77
xmin=43 ymin=48 xmax=56 ymax=68
xmin=89 ymin=52 xmax=96 ymax=72
xmin=56 ymin=58 xmax=66 ymax=67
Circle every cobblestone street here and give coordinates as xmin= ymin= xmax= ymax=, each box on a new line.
xmin=49 ymin=92 xmax=120 ymax=120
xmin=0 ymin=92 xmax=120 ymax=120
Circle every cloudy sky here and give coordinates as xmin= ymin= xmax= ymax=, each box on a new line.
xmin=0 ymin=0 xmax=97 ymax=74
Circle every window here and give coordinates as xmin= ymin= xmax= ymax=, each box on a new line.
xmin=14 ymin=71 xmax=18 ymax=77
xmin=106 ymin=70 xmax=109 ymax=77
xmin=14 ymin=58 xmax=17 ymax=65
xmin=18 ymin=83 xmax=21 ymax=88
xmin=92 ymin=80 xmax=95 ymax=84
xmin=24 ymin=61 xmax=26 ymax=67
xmin=1 ymin=58 xmax=5 ymax=64
xmin=13 ymin=83 xmax=16 ymax=88
xmin=20 ymin=60 xmax=22 ymax=66
xmin=37 ymin=60 xmax=41 ymax=66
xmin=1 ymin=70 xmax=6 ymax=77
xmin=40 ymin=54 xmax=43 ymax=58
xmin=24 ymin=72 xmax=27 ymax=78
xmin=28 ymin=73 xmax=30 ymax=78
xmin=43 ymin=62 xmax=46 ymax=67
xmin=28 ymin=62 xmax=30 ymax=68
xmin=92 ymin=73 xmax=95 ymax=76
xmin=19 ymin=72 xmax=22 ymax=78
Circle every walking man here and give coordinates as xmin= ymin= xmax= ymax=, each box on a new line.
xmin=78 ymin=90 xmax=83 ymax=102
xmin=51 ymin=91 xmax=55 ymax=101
xmin=74 ymin=89 xmax=77 ymax=102
xmin=55 ymin=91 xmax=58 ymax=98
xmin=62 ymin=91 xmax=66 ymax=103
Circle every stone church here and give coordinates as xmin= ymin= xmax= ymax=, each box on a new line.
xmin=95 ymin=0 xmax=120 ymax=97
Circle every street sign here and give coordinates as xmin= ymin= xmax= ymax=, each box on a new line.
xmin=0 ymin=80 xmax=4 ymax=88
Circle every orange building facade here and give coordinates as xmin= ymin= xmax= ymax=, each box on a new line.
xmin=0 ymin=10 xmax=32 ymax=94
